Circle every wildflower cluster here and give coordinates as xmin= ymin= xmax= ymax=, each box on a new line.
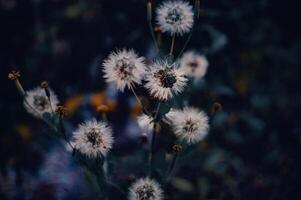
xmin=9 ymin=1 xmax=215 ymax=199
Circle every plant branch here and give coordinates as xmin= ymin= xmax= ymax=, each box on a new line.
xmin=148 ymin=101 xmax=161 ymax=175
xmin=147 ymin=1 xmax=159 ymax=53
xmin=177 ymin=0 xmax=201 ymax=59
xmin=169 ymin=35 xmax=176 ymax=57
xmin=130 ymin=86 xmax=151 ymax=116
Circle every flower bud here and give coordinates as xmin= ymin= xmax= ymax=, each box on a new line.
xmin=8 ymin=71 xmax=20 ymax=80
xmin=212 ymin=102 xmax=222 ymax=113
xmin=55 ymin=105 xmax=68 ymax=117
xmin=40 ymin=81 xmax=49 ymax=89
xmin=172 ymin=144 xmax=183 ymax=154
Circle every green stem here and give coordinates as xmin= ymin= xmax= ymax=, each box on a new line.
xmin=90 ymin=155 xmax=107 ymax=199
xmin=95 ymin=171 xmax=107 ymax=199
xmin=44 ymin=88 xmax=55 ymax=115
xmin=106 ymin=180 xmax=126 ymax=196
xmin=148 ymin=102 xmax=161 ymax=175
xmin=165 ymin=153 xmax=179 ymax=182
xmin=130 ymin=86 xmax=151 ymax=116
xmin=154 ymin=101 xmax=161 ymax=120
xmin=147 ymin=1 xmax=159 ymax=52
xmin=177 ymin=0 xmax=201 ymax=59
xmin=169 ymin=35 xmax=176 ymax=57
xmin=59 ymin=116 xmax=74 ymax=149
xmin=15 ymin=79 xmax=26 ymax=96
xmin=24 ymin=99 xmax=57 ymax=131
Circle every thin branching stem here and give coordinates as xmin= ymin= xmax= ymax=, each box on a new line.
xmin=154 ymin=101 xmax=161 ymax=120
xmin=95 ymin=172 xmax=107 ymax=199
xmin=177 ymin=0 xmax=201 ymax=59
xmin=46 ymin=94 xmax=55 ymax=115
xmin=15 ymin=79 xmax=26 ymax=96
xmin=148 ymin=101 xmax=161 ymax=175
xmin=102 ymin=112 xmax=108 ymax=122
xmin=165 ymin=153 xmax=179 ymax=182
xmin=130 ymin=86 xmax=151 ymax=116
xmin=169 ymin=35 xmax=176 ymax=56
xmin=106 ymin=180 xmax=126 ymax=196
xmin=147 ymin=1 xmax=159 ymax=53
xmin=58 ymin=116 xmax=74 ymax=149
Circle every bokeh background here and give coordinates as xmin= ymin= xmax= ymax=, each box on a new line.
xmin=1 ymin=0 xmax=300 ymax=199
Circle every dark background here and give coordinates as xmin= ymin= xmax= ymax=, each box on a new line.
xmin=1 ymin=0 xmax=300 ymax=199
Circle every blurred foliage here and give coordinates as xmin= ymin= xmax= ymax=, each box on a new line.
xmin=0 ymin=0 xmax=300 ymax=199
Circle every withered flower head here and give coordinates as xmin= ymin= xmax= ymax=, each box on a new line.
xmin=40 ymin=81 xmax=49 ymax=89
xmin=172 ymin=144 xmax=183 ymax=154
xmin=212 ymin=102 xmax=222 ymax=113
xmin=56 ymin=105 xmax=69 ymax=117
xmin=8 ymin=71 xmax=20 ymax=80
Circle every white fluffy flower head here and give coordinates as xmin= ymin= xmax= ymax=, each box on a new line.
xmin=137 ymin=114 xmax=154 ymax=132
xmin=180 ymin=51 xmax=209 ymax=80
xmin=129 ymin=177 xmax=163 ymax=200
xmin=156 ymin=1 xmax=194 ymax=36
xmin=145 ymin=60 xmax=187 ymax=101
xmin=166 ymin=107 xmax=209 ymax=144
xmin=102 ymin=49 xmax=146 ymax=91
xmin=71 ymin=119 xmax=113 ymax=158
xmin=24 ymin=87 xmax=59 ymax=118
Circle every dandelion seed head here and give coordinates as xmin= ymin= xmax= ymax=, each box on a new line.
xmin=166 ymin=107 xmax=209 ymax=144
xmin=24 ymin=87 xmax=59 ymax=118
xmin=180 ymin=51 xmax=209 ymax=80
xmin=102 ymin=49 xmax=146 ymax=91
xmin=156 ymin=1 xmax=194 ymax=36
xmin=137 ymin=114 xmax=154 ymax=132
xmin=71 ymin=119 xmax=113 ymax=157
xmin=129 ymin=177 xmax=163 ymax=200
xmin=145 ymin=61 xmax=187 ymax=101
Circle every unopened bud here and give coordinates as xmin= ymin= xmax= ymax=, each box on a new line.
xmin=8 ymin=71 xmax=20 ymax=80
xmin=172 ymin=144 xmax=183 ymax=154
xmin=8 ymin=71 xmax=25 ymax=96
xmin=55 ymin=105 xmax=68 ymax=117
xmin=212 ymin=102 xmax=222 ymax=113
xmin=40 ymin=81 xmax=49 ymax=89
xmin=127 ymin=174 xmax=136 ymax=182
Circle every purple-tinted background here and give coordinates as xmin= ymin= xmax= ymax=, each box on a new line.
xmin=1 ymin=0 xmax=300 ymax=199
